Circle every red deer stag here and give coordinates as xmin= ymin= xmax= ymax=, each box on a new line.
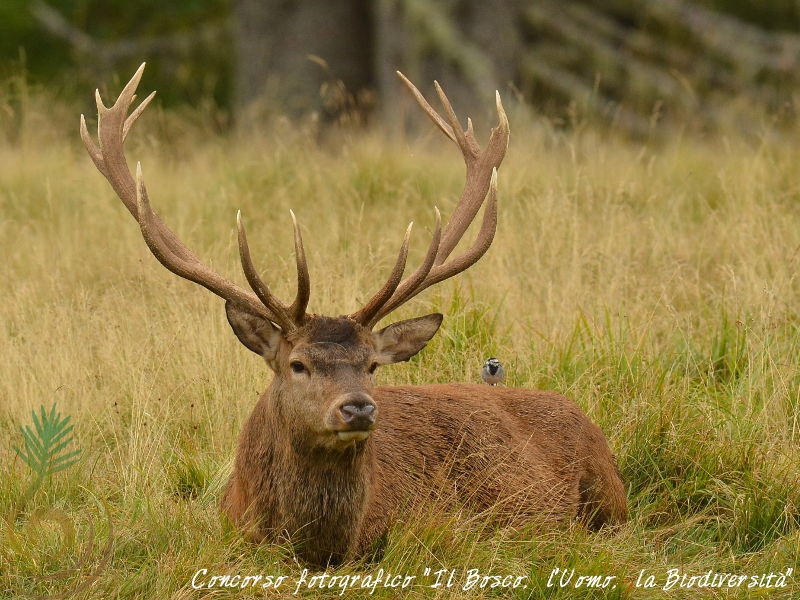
xmin=81 ymin=64 xmax=627 ymax=566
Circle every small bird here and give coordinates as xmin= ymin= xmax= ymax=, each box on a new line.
xmin=481 ymin=357 xmax=505 ymax=385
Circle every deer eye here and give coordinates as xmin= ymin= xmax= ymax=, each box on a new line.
xmin=290 ymin=361 xmax=307 ymax=374
xmin=368 ymin=362 xmax=379 ymax=374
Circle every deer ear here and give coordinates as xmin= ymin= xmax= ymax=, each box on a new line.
xmin=225 ymin=301 xmax=282 ymax=360
xmin=373 ymin=313 xmax=443 ymax=364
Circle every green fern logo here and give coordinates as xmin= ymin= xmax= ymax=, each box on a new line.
xmin=4 ymin=403 xmax=112 ymax=599
xmin=13 ymin=404 xmax=81 ymax=495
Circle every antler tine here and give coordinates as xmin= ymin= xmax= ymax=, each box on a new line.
xmin=80 ymin=114 xmax=105 ymax=176
xmin=236 ymin=212 xmax=296 ymax=331
xmin=124 ymin=90 xmax=156 ymax=142
xmin=433 ymin=81 xmax=473 ymax=158
xmin=349 ymin=223 xmax=414 ymax=326
xmin=396 ymin=71 xmax=457 ymax=144
xmin=352 ymin=75 xmax=508 ymax=329
xmin=368 ymin=207 xmax=442 ymax=328
xmin=394 ymin=73 xmax=507 ymax=265
xmin=372 ymin=170 xmax=498 ymax=326
xmin=424 ymin=167 xmax=498 ymax=287
xmin=234 ymin=209 xmax=310 ymax=332
xmin=434 ymin=86 xmax=508 ymax=264
xmin=289 ymin=210 xmax=311 ymax=323
xmin=82 ymin=64 xmax=304 ymax=330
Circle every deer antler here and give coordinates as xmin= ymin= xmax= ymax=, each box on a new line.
xmin=80 ymin=63 xmax=309 ymax=333
xmin=349 ymin=72 xmax=510 ymax=328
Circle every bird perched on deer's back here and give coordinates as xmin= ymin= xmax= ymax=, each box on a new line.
xmin=482 ymin=357 xmax=504 ymax=385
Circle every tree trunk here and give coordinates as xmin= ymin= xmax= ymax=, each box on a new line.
xmin=233 ymin=0 xmax=374 ymax=118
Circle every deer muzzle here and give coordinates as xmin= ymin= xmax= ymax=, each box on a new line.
xmin=333 ymin=393 xmax=377 ymax=441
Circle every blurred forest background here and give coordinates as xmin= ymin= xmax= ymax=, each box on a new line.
xmin=3 ymin=0 xmax=800 ymax=135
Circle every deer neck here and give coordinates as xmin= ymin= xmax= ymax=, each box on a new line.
xmin=263 ymin=390 xmax=375 ymax=564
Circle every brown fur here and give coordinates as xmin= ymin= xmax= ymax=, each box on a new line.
xmin=221 ymin=314 xmax=627 ymax=566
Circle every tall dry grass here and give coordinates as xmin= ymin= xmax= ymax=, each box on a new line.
xmin=1 ymin=76 xmax=799 ymax=598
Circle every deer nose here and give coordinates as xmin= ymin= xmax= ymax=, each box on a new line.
xmin=338 ymin=394 xmax=377 ymax=430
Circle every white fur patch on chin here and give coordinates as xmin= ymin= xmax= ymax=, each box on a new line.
xmin=335 ymin=431 xmax=371 ymax=442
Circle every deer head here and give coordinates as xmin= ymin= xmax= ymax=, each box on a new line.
xmin=81 ymin=64 xmax=509 ymax=451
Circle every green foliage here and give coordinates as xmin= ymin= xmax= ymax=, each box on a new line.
xmin=439 ymin=287 xmax=503 ymax=355
xmin=167 ymin=452 xmax=210 ymax=500
xmin=13 ymin=404 xmax=81 ymax=481
xmin=0 ymin=0 xmax=232 ymax=107
xmin=702 ymin=0 xmax=800 ymax=29
xmin=707 ymin=313 xmax=748 ymax=386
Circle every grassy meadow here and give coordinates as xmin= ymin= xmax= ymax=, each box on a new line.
xmin=1 ymin=80 xmax=799 ymax=598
